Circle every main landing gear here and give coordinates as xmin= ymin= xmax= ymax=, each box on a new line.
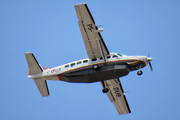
xmin=93 ymin=64 xmax=99 ymax=70
xmin=102 ymin=88 xmax=109 ymax=93
xmin=101 ymin=81 xmax=109 ymax=93
xmin=137 ymin=69 xmax=143 ymax=75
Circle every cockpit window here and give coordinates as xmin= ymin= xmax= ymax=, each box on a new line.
xmin=117 ymin=53 xmax=126 ymax=57
xmin=112 ymin=55 xmax=118 ymax=58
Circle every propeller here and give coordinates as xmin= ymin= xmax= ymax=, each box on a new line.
xmin=149 ymin=61 xmax=153 ymax=72
xmin=147 ymin=53 xmax=153 ymax=72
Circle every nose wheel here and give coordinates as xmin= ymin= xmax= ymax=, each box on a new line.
xmin=137 ymin=70 xmax=143 ymax=75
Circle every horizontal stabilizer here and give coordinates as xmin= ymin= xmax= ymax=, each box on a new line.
xmin=25 ymin=52 xmax=43 ymax=75
xmin=34 ymin=78 xmax=49 ymax=97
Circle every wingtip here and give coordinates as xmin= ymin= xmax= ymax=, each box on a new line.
xmin=74 ymin=3 xmax=86 ymax=6
xmin=25 ymin=52 xmax=33 ymax=55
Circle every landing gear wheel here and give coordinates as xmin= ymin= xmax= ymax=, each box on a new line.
xmin=93 ymin=64 xmax=98 ymax=70
xmin=137 ymin=70 xmax=143 ymax=75
xmin=102 ymin=88 xmax=109 ymax=93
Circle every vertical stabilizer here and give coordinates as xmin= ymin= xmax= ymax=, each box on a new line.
xmin=25 ymin=52 xmax=43 ymax=75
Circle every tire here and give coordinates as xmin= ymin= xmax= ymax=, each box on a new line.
xmin=93 ymin=64 xmax=98 ymax=70
xmin=137 ymin=70 xmax=143 ymax=75
xmin=102 ymin=88 xmax=109 ymax=93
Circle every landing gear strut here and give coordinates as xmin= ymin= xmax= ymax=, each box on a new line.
xmin=101 ymin=81 xmax=109 ymax=93
xmin=137 ymin=70 xmax=143 ymax=75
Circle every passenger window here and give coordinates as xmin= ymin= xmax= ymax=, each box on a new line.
xmin=71 ymin=63 xmax=75 ymax=67
xmin=100 ymin=57 xmax=103 ymax=60
xmin=112 ymin=55 xmax=118 ymax=58
xmin=106 ymin=56 xmax=111 ymax=59
xmin=77 ymin=61 xmax=82 ymax=65
xmin=92 ymin=58 xmax=97 ymax=61
xmin=65 ymin=64 xmax=69 ymax=68
xmin=83 ymin=60 xmax=88 ymax=63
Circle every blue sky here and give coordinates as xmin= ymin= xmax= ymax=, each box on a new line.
xmin=1 ymin=0 xmax=180 ymax=120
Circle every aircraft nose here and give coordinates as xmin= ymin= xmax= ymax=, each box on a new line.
xmin=146 ymin=57 xmax=153 ymax=72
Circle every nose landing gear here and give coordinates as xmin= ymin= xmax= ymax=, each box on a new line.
xmin=137 ymin=70 xmax=143 ymax=75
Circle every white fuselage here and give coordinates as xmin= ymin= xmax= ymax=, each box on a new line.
xmin=28 ymin=53 xmax=148 ymax=82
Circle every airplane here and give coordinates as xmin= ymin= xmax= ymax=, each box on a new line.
xmin=25 ymin=3 xmax=153 ymax=115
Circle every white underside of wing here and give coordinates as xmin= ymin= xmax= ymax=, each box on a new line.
xmin=75 ymin=3 xmax=109 ymax=59
xmin=102 ymin=78 xmax=131 ymax=114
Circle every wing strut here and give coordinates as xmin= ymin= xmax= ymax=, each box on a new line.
xmin=98 ymin=39 xmax=106 ymax=63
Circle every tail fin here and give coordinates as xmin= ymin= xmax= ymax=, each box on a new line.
xmin=25 ymin=52 xmax=43 ymax=75
xmin=25 ymin=52 xmax=49 ymax=97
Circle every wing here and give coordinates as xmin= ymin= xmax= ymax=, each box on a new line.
xmin=74 ymin=3 xmax=109 ymax=59
xmin=101 ymin=78 xmax=131 ymax=114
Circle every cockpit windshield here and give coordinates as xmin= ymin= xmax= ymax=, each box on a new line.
xmin=117 ymin=53 xmax=126 ymax=57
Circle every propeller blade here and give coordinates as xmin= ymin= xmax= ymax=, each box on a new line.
xmin=149 ymin=62 xmax=153 ymax=72
xmin=147 ymin=52 xmax=153 ymax=72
